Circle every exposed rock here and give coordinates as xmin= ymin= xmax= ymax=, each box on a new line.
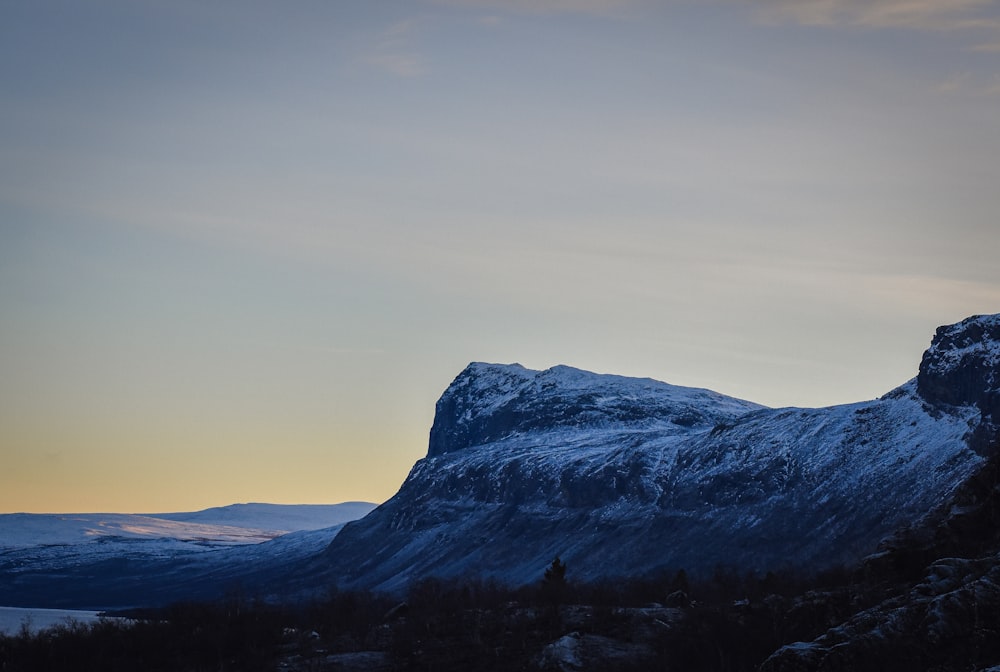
xmin=761 ymin=555 xmax=1000 ymax=672
xmin=535 ymin=631 xmax=655 ymax=671
xmin=918 ymin=314 xmax=1000 ymax=438
xmin=665 ymin=590 xmax=690 ymax=608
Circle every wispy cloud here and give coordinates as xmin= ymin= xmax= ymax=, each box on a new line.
xmin=368 ymin=51 xmax=427 ymax=77
xmin=935 ymin=70 xmax=1000 ymax=95
xmin=936 ymin=70 xmax=974 ymax=92
xmin=366 ymin=19 xmax=428 ymax=77
xmin=983 ymin=73 xmax=1000 ymax=94
xmin=754 ymin=0 xmax=1000 ymax=50
xmin=755 ymin=0 xmax=993 ymax=29
xmin=432 ymin=0 xmax=642 ymax=16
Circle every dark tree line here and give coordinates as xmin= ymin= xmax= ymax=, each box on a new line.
xmin=0 ymin=561 xmax=864 ymax=672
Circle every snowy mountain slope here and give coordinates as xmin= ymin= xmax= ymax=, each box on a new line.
xmin=319 ymin=315 xmax=1000 ymax=592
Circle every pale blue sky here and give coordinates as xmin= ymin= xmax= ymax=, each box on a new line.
xmin=2 ymin=0 xmax=999 ymax=512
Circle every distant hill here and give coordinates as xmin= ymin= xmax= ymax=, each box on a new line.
xmin=146 ymin=501 xmax=379 ymax=535
xmin=0 ymin=502 xmax=378 ymax=549
xmin=0 ymin=502 xmax=377 ymax=609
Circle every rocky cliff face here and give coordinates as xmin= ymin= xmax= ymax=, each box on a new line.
xmin=918 ymin=314 xmax=1000 ymax=451
xmin=322 ymin=315 xmax=1000 ymax=593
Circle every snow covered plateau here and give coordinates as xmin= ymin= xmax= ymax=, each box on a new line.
xmin=0 ymin=502 xmax=377 ymax=549
xmin=0 ymin=503 xmax=375 ymax=609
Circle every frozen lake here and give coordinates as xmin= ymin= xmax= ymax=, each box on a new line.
xmin=0 ymin=606 xmax=107 ymax=636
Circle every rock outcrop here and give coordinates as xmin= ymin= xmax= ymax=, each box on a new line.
xmin=918 ymin=314 xmax=1000 ymax=453
xmin=918 ymin=314 xmax=1000 ymax=415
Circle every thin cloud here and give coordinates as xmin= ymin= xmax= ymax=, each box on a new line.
xmin=368 ymin=52 xmax=427 ymax=77
xmin=754 ymin=0 xmax=1000 ymax=50
xmin=756 ymin=0 xmax=993 ymax=28
xmin=935 ymin=70 xmax=1000 ymax=95
xmin=985 ymin=74 xmax=1000 ymax=94
xmin=432 ymin=0 xmax=643 ymax=16
xmin=366 ymin=19 xmax=429 ymax=77
xmin=936 ymin=71 xmax=973 ymax=92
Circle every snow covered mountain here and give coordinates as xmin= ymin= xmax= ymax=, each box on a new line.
xmin=318 ymin=314 xmax=1000 ymax=592
xmin=4 ymin=315 xmax=999 ymax=609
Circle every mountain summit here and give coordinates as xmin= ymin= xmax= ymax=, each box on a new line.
xmin=323 ymin=314 xmax=1000 ymax=592
xmin=428 ymin=362 xmax=764 ymax=457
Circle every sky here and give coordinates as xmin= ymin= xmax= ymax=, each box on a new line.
xmin=2 ymin=0 xmax=999 ymax=513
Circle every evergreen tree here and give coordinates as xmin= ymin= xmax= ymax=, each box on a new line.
xmin=541 ymin=556 xmax=567 ymax=606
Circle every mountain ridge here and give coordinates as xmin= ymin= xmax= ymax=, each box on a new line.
xmin=318 ymin=314 xmax=1000 ymax=593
